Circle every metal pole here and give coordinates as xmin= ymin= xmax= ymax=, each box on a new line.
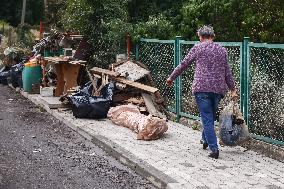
xmin=174 ymin=36 xmax=182 ymax=121
xmin=21 ymin=0 xmax=27 ymax=25
xmin=243 ymin=37 xmax=250 ymax=127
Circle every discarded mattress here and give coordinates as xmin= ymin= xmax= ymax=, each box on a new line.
xmin=107 ymin=104 xmax=168 ymax=140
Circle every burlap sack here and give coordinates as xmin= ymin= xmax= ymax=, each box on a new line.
xmin=107 ymin=104 xmax=168 ymax=140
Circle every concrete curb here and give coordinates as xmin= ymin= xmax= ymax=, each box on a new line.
xmin=19 ymin=90 xmax=178 ymax=189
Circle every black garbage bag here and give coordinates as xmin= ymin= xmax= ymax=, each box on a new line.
xmin=68 ymin=81 xmax=114 ymax=119
xmin=0 ymin=66 xmax=11 ymax=85
xmin=0 ymin=71 xmax=10 ymax=85
xmin=10 ymin=62 xmax=24 ymax=88
xmin=73 ymin=81 xmax=94 ymax=97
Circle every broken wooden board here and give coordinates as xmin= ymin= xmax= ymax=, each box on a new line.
xmin=90 ymin=67 xmax=120 ymax=77
xmin=69 ymin=60 xmax=87 ymax=65
xmin=142 ymin=93 xmax=166 ymax=119
xmin=113 ymin=77 xmax=159 ymax=94
xmin=86 ymin=67 xmax=98 ymax=95
xmin=109 ymin=60 xmax=127 ymax=70
xmin=44 ymin=57 xmax=69 ymax=64
xmin=114 ymin=61 xmax=150 ymax=81
xmin=113 ymin=93 xmax=139 ymax=103
xmin=39 ymin=96 xmax=67 ymax=109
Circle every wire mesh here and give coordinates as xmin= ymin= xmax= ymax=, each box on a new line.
xmin=138 ymin=41 xmax=176 ymax=110
xmin=249 ymin=46 xmax=284 ymax=142
xmin=180 ymin=43 xmax=198 ymax=116
xmin=180 ymin=43 xmax=241 ymax=118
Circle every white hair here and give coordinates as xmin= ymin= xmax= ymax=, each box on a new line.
xmin=197 ymin=25 xmax=215 ymax=38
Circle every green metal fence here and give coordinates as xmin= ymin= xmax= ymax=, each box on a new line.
xmin=136 ymin=37 xmax=284 ymax=146
xmin=247 ymin=42 xmax=284 ymax=145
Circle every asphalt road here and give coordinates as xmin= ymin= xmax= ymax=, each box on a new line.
xmin=0 ymin=85 xmax=156 ymax=189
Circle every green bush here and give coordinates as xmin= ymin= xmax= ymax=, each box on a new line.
xmin=132 ymin=14 xmax=175 ymax=42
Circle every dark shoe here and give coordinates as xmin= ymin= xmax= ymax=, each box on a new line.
xmin=208 ymin=150 xmax=219 ymax=159
xmin=203 ymin=143 xmax=208 ymax=150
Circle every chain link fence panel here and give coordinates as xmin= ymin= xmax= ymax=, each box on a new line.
xmin=138 ymin=41 xmax=176 ymax=110
xmin=249 ymin=46 xmax=284 ymax=142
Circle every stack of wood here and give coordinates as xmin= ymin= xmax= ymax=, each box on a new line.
xmin=89 ymin=60 xmax=167 ymax=119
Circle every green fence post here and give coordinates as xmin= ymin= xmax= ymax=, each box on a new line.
xmin=174 ymin=36 xmax=182 ymax=121
xmin=242 ymin=37 xmax=250 ymax=127
xmin=240 ymin=45 xmax=244 ymax=115
xmin=135 ymin=40 xmax=139 ymax=61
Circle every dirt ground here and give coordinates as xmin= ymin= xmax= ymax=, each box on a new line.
xmin=0 ymin=85 xmax=156 ymax=189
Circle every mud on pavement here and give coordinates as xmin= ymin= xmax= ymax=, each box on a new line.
xmin=0 ymin=85 xmax=156 ymax=189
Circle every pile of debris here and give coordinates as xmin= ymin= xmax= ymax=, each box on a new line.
xmin=60 ymin=60 xmax=169 ymax=140
xmin=90 ymin=60 xmax=167 ymax=118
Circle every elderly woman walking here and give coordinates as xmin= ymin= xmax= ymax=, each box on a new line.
xmin=166 ymin=25 xmax=238 ymax=159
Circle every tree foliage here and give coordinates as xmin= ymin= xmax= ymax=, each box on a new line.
xmin=57 ymin=0 xmax=283 ymax=67
xmin=180 ymin=0 xmax=284 ymax=42
xmin=61 ymin=0 xmax=130 ymax=67
xmin=1 ymin=0 xmax=283 ymax=43
xmin=132 ymin=14 xmax=175 ymax=41
xmin=1 ymin=0 xmax=283 ymax=67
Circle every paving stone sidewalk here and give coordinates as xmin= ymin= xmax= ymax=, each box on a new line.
xmin=22 ymin=92 xmax=284 ymax=189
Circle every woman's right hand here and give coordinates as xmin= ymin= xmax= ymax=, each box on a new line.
xmin=166 ymin=78 xmax=173 ymax=87
xmin=231 ymin=90 xmax=238 ymax=101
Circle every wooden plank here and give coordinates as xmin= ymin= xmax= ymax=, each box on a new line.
xmin=44 ymin=57 xmax=69 ymax=64
xmin=54 ymin=64 xmax=64 ymax=96
xmin=90 ymin=67 xmax=120 ymax=77
xmin=62 ymin=63 xmax=81 ymax=95
xmin=142 ymin=93 xmax=166 ymax=118
xmin=69 ymin=60 xmax=87 ymax=65
xmin=86 ymin=68 xmax=98 ymax=94
xmin=113 ymin=77 xmax=159 ymax=94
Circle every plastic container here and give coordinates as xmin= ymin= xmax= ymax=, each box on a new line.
xmin=44 ymin=49 xmax=64 ymax=57
xmin=22 ymin=62 xmax=42 ymax=93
